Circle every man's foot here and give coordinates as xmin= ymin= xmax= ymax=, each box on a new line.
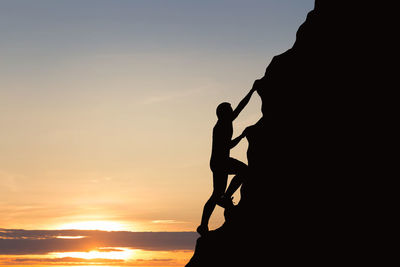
xmin=217 ymin=195 xmax=234 ymax=209
xmin=196 ymin=225 xmax=209 ymax=236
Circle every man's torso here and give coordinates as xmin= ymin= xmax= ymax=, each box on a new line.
xmin=210 ymin=121 xmax=233 ymax=165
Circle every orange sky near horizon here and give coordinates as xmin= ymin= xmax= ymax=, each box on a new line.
xmin=0 ymin=228 xmax=197 ymax=267
xmin=0 ymin=250 xmax=194 ymax=267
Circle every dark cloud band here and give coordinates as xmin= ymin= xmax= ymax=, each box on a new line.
xmin=0 ymin=228 xmax=197 ymax=255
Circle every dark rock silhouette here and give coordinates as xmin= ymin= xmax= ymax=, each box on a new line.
xmin=187 ymin=1 xmax=373 ymax=266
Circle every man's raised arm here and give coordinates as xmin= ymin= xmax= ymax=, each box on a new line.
xmin=229 ymin=127 xmax=250 ymax=149
xmin=232 ymin=79 xmax=261 ymax=120
xmin=229 ymin=133 xmax=245 ymax=149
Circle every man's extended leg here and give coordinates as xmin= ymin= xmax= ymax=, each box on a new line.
xmin=198 ymin=172 xmax=227 ymax=235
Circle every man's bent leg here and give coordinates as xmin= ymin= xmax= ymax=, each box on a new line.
xmin=224 ymin=158 xmax=247 ymax=200
xmin=225 ymin=174 xmax=243 ymax=199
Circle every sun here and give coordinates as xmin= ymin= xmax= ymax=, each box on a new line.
xmin=58 ymin=220 xmax=128 ymax=231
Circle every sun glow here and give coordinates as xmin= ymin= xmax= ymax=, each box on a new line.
xmin=58 ymin=220 xmax=128 ymax=231
xmin=52 ymin=247 xmax=135 ymax=260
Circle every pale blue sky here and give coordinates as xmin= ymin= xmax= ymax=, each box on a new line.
xmin=0 ymin=0 xmax=314 ymax=231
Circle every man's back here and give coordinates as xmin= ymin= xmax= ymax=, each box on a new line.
xmin=210 ymin=120 xmax=233 ymax=163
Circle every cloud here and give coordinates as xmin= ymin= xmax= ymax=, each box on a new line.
xmin=0 ymin=228 xmax=197 ymax=255
xmin=10 ymin=257 xmax=123 ymax=263
xmin=0 ymin=256 xmax=176 ymax=266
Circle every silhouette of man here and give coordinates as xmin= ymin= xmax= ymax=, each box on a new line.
xmin=197 ymin=81 xmax=260 ymax=236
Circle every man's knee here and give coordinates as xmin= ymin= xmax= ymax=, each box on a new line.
xmin=229 ymin=158 xmax=248 ymax=174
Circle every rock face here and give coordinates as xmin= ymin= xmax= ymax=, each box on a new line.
xmin=187 ymin=1 xmax=374 ymax=266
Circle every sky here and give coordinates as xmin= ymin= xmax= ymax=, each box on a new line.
xmin=0 ymin=0 xmax=314 ymax=266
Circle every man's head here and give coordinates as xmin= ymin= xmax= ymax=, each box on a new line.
xmin=216 ymin=102 xmax=233 ymax=120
